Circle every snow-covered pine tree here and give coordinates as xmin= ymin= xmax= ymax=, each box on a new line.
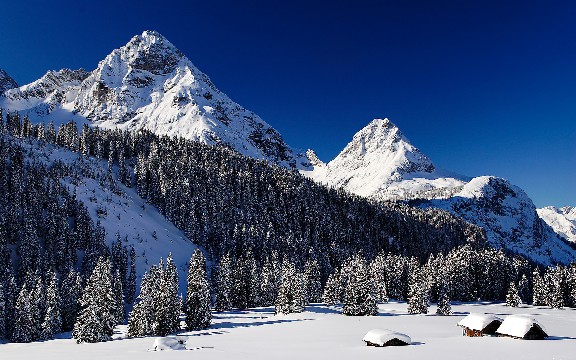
xmin=11 ymin=285 xmax=34 ymax=343
xmin=158 ymin=254 xmax=180 ymax=335
xmin=304 ymin=258 xmax=322 ymax=304
xmin=407 ymin=267 xmax=429 ymax=314
xmin=369 ymin=253 xmax=389 ymax=303
xmin=275 ymin=260 xmax=305 ymax=315
xmin=0 ymin=282 xmax=5 ymax=340
xmin=185 ymin=249 xmax=211 ymax=330
xmin=40 ymin=271 xmax=62 ymax=339
xmin=517 ymin=273 xmax=530 ymax=305
xmin=128 ymin=265 xmax=157 ymax=337
xmin=322 ymin=271 xmax=342 ymax=305
xmin=112 ymin=269 xmax=126 ymax=325
xmin=60 ymin=269 xmax=83 ymax=332
xmin=214 ymin=253 xmax=233 ymax=312
xmin=566 ymin=264 xmax=576 ymax=308
xmin=73 ymin=257 xmax=115 ymax=343
xmin=505 ymin=281 xmax=521 ymax=307
xmin=545 ymin=266 xmax=565 ymax=309
xmin=532 ymin=268 xmax=546 ymax=306
xmin=125 ymin=246 xmax=136 ymax=305
xmin=342 ymin=255 xmax=377 ymax=316
xmin=436 ymin=283 xmax=452 ymax=315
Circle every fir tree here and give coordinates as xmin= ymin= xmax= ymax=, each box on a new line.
xmin=214 ymin=253 xmax=233 ymax=312
xmin=275 ymin=260 xmax=305 ymax=315
xmin=11 ymin=285 xmax=35 ymax=343
xmin=60 ymin=269 xmax=83 ymax=332
xmin=73 ymin=257 xmax=115 ymax=343
xmin=436 ymin=283 xmax=452 ymax=315
xmin=304 ymin=258 xmax=322 ymax=304
xmin=322 ymin=272 xmax=342 ymax=305
xmin=342 ymin=255 xmax=377 ymax=316
xmin=532 ymin=268 xmax=546 ymax=306
xmin=185 ymin=249 xmax=212 ymax=330
xmin=505 ymin=281 xmax=521 ymax=307
xmin=407 ymin=267 xmax=429 ymax=315
xmin=125 ymin=246 xmax=136 ymax=305
xmin=41 ymin=271 xmax=62 ymax=339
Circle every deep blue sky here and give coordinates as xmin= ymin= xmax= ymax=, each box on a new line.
xmin=1 ymin=0 xmax=574 ymax=207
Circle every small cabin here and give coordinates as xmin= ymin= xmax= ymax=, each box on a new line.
xmin=457 ymin=313 xmax=503 ymax=337
xmin=363 ymin=329 xmax=411 ymax=347
xmin=496 ymin=315 xmax=548 ymax=340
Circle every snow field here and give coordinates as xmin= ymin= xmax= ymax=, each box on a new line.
xmin=1 ymin=302 xmax=575 ymax=360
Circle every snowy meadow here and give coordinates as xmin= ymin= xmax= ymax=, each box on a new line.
xmin=2 ymin=302 xmax=575 ymax=360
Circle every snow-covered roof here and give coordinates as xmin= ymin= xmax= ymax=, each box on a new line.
xmin=496 ymin=315 xmax=547 ymax=338
xmin=362 ymin=329 xmax=411 ymax=346
xmin=457 ymin=313 xmax=503 ymax=331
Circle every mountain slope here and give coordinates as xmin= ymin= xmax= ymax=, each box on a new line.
xmin=0 ymin=68 xmax=18 ymax=93
xmin=537 ymin=206 xmax=576 ymax=244
xmin=0 ymin=31 xmax=309 ymax=169
xmin=304 ymin=118 xmax=575 ymax=265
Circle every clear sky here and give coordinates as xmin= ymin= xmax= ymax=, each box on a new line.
xmin=0 ymin=0 xmax=574 ymax=207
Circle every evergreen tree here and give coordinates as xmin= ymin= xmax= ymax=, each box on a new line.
xmin=505 ymin=281 xmax=521 ymax=307
xmin=41 ymin=271 xmax=62 ymax=339
xmin=73 ymin=257 xmax=115 ymax=343
xmin=158 ymin=254 xmax=180 ymax=334
xmin=112 ymin=269 xmax=126 ymax=325
xmin=214 ymin=253 xmax=233 ymax=312
xmin=407 ymin=267 xmax=429 ymax=314
xmin=532 ymin=268 xmax=546 ymax=306
xmin=11 ymin=285 xmax=35 ymax=343
xmin=304 ymin=258 xmax=322 ymax=304
xmin=342 ymin=255 xmax=377 ymax=316
xmin=185 ymin=249 xmax=211 ymax=330
xmin=125 ymin=246 xmax=136 ymax=305
xmin=0 ymin=282 xmax=4 ymax=340
xmin=275 ymin=260 xmax=305 ymax=315
xmin=322 ymin=272 xmax=342 ymax=305
xmin=436 ymin=283 xmax=452 ymax=315
xmin=60 ymin=269 xmax=83 ymax=332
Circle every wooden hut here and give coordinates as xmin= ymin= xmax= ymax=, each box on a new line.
xmin=457 ymin=313 xmax=503 ymax=337
xmin=496 ymin=315 xmax=548 ymax=340
xmin=363 ymin=329 xmax=411 ymax=347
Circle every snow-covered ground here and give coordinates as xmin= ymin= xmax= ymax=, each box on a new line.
xmin=2 ymin=302 xmax=574 ymax=360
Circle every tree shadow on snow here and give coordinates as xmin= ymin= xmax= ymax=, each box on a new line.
xmin=212 ymin=318 xmax=313 ymax=331
xmin=546 ymin=336 xmax=576 ymax=341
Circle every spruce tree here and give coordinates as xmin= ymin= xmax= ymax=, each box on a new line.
xmin=73 ymin=257 xmax=115 ymax=343
xmin=40 ymin=271 xmax=62 ymax=339
xmin=436 ymin=283 xmax=452 ymax=315
xmin=12 ymin=285 xmax=34 ymax=343
xmin=505 ymin=281 xmax=521 ymax=307
xmin=342 ymin=255 xmax=377 ymax=316
xmin=125 ymin=246 xmax=136 ymax=305
xmin=0 ymin=282 xmax=4 ymax=340
xmin=214 ymin=253 xmax=233 ymax=312
xmin=407 ymin=267 xmax=429 ymax=314
xmin=322 ymin=272 xmax=342 ymax=305
xmin=304 ymin=258 xmax=322 ymax=304
xmin=185 ymin=249 xmax=212 ymax=330
xmin=532 ymin=268 xmax=546 ymax=306
xmin=275 ymin=260 xmax=305 ymax=315
xmin=60 ymin=269 xmax=83 ymax=332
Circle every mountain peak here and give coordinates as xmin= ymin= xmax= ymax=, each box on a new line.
xmin=0 ymin=68 xmax=18 ymax=94
xmin=338 ymin=118 xmax=435 ymax=175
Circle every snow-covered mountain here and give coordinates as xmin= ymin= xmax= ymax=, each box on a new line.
xmin=304 ymin=118 xmax=575 ymax=265
xmin=537 ymin=206 xmax=576 ymax=244
xmin=0 ymin=31 xmax=310 ymax=169
xmin=0 ymin=68 xmax=18 ymax=93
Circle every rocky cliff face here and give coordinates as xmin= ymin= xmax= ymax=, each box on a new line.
xmin=538 ymin=206 xmax=576 ymax=244
xmin=0 ymin=68 xmax=18 ymax=93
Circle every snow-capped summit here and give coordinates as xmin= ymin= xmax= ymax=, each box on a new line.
xmin=303 ymin=118 xmax=576 ymax=265
xmin=537 ymin=206 xmax=576 ymax=244
xmin=0 ymin=68 xmax=18 ymax=94
xmin=1 ymin=31 xmax=310 ymax=169
xmin=304 ymin=118 xmax=463 ymax=199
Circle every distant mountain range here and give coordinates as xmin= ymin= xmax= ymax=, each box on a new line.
xmin=1 ymin=31 xmax=573 ymax=265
